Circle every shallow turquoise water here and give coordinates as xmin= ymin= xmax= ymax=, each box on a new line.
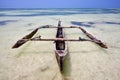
xmin=0 ymin=8 xmax=120 ymax=17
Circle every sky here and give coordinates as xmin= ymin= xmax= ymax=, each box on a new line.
xmin=0 ymin=0 xmax=120 ymax=8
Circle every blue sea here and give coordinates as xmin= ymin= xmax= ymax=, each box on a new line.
xmin=0 ymin=8 xmax=120 ymax=17
xmin=0 ymin=8 xmax=120 ymax=27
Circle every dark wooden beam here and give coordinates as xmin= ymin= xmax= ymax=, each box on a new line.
xmin=78 ymin=26 xmax=108 ymax=48
xmin=12 ymin=28 xmax=39 ymax=48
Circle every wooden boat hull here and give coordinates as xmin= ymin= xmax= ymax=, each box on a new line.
xmin=55 ymin=44 xmax=67 ymax=71
xmin=55 ymin=22 xmax=68 ymax=71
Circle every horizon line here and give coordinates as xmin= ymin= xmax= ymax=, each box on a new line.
xmin=0 ymin=7 xmax=120 ymax=9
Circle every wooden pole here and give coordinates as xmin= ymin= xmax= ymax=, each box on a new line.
xmin=18 ymin=37 xmax=102 ymax=43
xmin=78 ymin=27 xmax=108 ymax=48
xmin=38 ymin=25 xmax=77 ymax=29
xmin=12 ymin=28 xmax=39 ymax=48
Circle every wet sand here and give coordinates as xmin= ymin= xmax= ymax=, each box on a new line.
xmin=0 ymin=13 xmax=120 ymax=80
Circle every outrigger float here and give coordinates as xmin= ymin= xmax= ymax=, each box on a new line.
xmin=12 ymin=21 xmax=108 ymax=71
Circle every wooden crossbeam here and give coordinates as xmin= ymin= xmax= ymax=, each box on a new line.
xmin=38 ymin=25 xmax=77 ymax=29
xmin=17 ymin=37 xmax=101 ymax=44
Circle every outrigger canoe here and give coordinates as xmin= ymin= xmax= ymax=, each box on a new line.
xmin=12 ymin=21 xmax=108 ymax=71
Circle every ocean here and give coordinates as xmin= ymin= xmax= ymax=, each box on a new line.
xmin=0 ymin=8 xmax=120 ymax=17
xmin=0 ymin=8 xmax=120 ymax=27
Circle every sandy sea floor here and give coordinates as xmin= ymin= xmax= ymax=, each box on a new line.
xmin=0 ymin=11 xmax=120 ymax=80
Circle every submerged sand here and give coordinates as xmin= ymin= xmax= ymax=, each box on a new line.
xmin=0 ymin=13 xmax=120 ymax=80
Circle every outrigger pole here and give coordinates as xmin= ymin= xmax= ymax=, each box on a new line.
xmin=14 ymin=37 xmax=104 ymax=44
